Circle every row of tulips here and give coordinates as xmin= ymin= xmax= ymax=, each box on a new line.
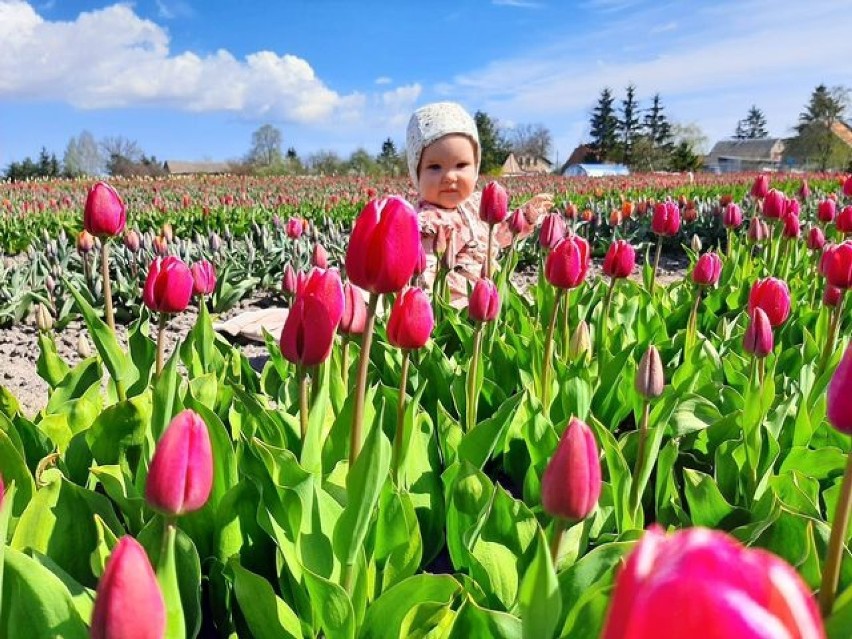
xmin=2 ymin=173 xmax=852 ymax=638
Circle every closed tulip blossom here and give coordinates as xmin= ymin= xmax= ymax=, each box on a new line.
xmin=77 ymin=229 xmax=95 ymax=254
xmin=539 ymin=212 xmax=566 ymax=250
xmin=824 ymin=284 xmax=843 ymax=307
xmin=818 ymin=198 xmax=837 ymax=223
xmin=479 ymin=181 xmax=509 ymax=225
xmin=762 ymin=189 xmax=786 ymax=220
xmin=387 ymin=286 xmax=434 ymax=350
xmin=798 ymin=179 xmax=811 ymax=200
xmin=468 ymin=278 xmax=500 ymax=323
xmin=807 ymin=226 xmax=826 ymax=251
xmin=784 ymin=197 xmax=800 ymax=219
xmin=782 ymin=211 xmax=800 ymax=239
xmin=750 ymin=174 xmax=769 ymax=199
xmin=836 ymin=206 xmax=852 ymax=234
xmin=145 ymin=409 xmax=213 ymax=517
xmin=281 ymin=263 xmax=299 ymax=296
xmin=748 ymin=277 xmax=791 ymax=327
xmin=603 ymin=240 xmax=635 ymax=279
xmin=312 ymin=243 xmax=329 ymax=269
xmin=743 ymin=307 xmax=774 ymax=358
xmin=90 ymin=536 xmax=166 ymax=639
xmin=84 ymin=181 xmax=126 ymax=237
xmin=544 ymin=234 xmax=590 ymax=289
xmin=844 ymin=175 xmax=852 ymax=198
xmin=651 ymin=201 xmax=681 ymax=237
xmin=285 ymin=217 xmax=304 ymax=239
xmin=601 ymin=526 xmax=825 ymax=639
xmin=340 ymin=281 xmax=367 ymax=335
xmin=190 ymin=260 xmax=216 ymax=297
xmin=722 ymin=203 xmax=743 ymax=228
xmin=143 ymin=256 xmax=194 ymax=315
xmin=822 ymin=241 xmax=852 ymax=289
xmin=748 ymin=217 xmax=769 ymax=243
xmin=692 ymin=252 xmax=722 ymax=287
xmin=280 ymin=268 xmax=344 ymax=367
xmin=542 ymin=418 xmax=601 ymax=561
xmin=345 ymin=196 xmax=420 ymax=295
xmin=507 ymin=208 xmax=532 ymax=236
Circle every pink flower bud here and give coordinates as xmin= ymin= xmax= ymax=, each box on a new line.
xmin=285 ymin=217 xmax=304 ymax=239
xmin=651 ymin=201 xmax=681 ymax=237
xmin=836 ymin=206 xmax=852 ymax=234
xmin=91 ymin=536 xmax=165 ymax=639
xmin=280 ymin=268 xmax=344 ymax=366
xmin=602 ymin=240 xmax=635 ymax=279
xmin=798 ymin=179 xmax=810 ymax=200
xmin=823 ymin=283 xmax=843 ymax=307
xmin=784 ymin=197 xmax=800 ymax=219
xmin=818 ymin=199 xmax=836 ymax=223
xmin=781 ymin=211 xmax=800 ymax=239
xmin=828 ymin=344 xmax=852 ymax=434
xmin=743 ymin=307 xmax=773 ymax=358
xmin=843 ymin=175 xmax=852 ymax=198
xmin=541 ymin=417 xmax=601 ymax=522
xmin=748 ymin=277 xmax=790 ymax=327
xmin=507 ymin=208 xmax=532 ymax=236
xmin=77 ymin=229 xmax=95 ymax=254
xmin=282 ymin=264 xmax=298 ymax=296
xmin=807 ymin=226 xmax=826 ymax=251
xmin=123 ymin=229 xmax=140 ymax=253
xmin=387 ymin=286 xmax=434 ymax=350
xmin=747 ymin=217 xmax=768 ymax=243
xmin=635 ymin=345 xmax=664 ymax=399
xmin=823 ymin=240 xmax=852 ymax=289
xmin=190 ymin=260 xmax=216 ymax=296
xmin=722 ymin=203 xmax=743 ymax=229
xmin=143 ymin=256 xmax=193 ymax=314
xmin=84 ymin=182 xmax=127 ymax=237
xmin=468 ymin=278 xmax=500 ymax=323
xmin=340 ymin=281 xmax=367 ymax=335
xmin=762 ymin=189 xmax=785 ymax=220
xmin=601 ymin=526 xmax=825 ymax=639
xmin=413 ymin=242 xmax=427 ymax=277
xmin=312 ymin=243 xmax=329 ymax=269
xmin=145 ymin=409 xmax=213 ymax=516
xmin=750 ymin=174 xmax=769 ymax=199
xmin=539 ymin=213 xmax=566 ymax=250
xmin=480 ymin=181 xmax=509 ymax=225
xmin=692 ymin=252 xmax=722 ymax=287
xmin=544 ymin=234 xmax=590 ymax=289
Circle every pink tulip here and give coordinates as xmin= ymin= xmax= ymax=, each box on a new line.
xmin=479 ymin=181 xmax=509 ymax=225
xmin=798 ymin=179 xmax=811 ymax=200
xmin=340 ymin=281 xmax=367 ymax=335
xmin=539 ymin=213 xmax=565 ymax=250
xmin=507 ymin=208 xmax=532 ymax=236
xmin=843 ymin=175 xmax=852 ymax=198
xmin=414 ymin=243 xmax=427 ymax=277
xmin=280 ymin=268 xmax=344 ymax=366
xmin=601 ymin=526 xmax=825 ymax=639
xmin=823 ymin=241 xmax=852 ymax=289
xmin=345 ymin=197 xmax=420 ymax=295
xmin=77 ymin=229 xmax=95 ymax=254
xmin=143 ymin=257 xmax=193 ymax=314
xmin=818 ymin=199 xmax=837 ymax=223
xmin=747 ymin=217 xmax=769 ymax=243
xmin=541 ymin=417 xmax=601 ymax=522
xmin=312 ymin=243 xmax=329 ymax=269
xmin=807 ymin=226 xmax=826 ymax=251
xmin=824 ymin=283 xmax=843 ymax=308
xmin=603 ymin=240 xmax=635 ymax=279
xmin=782 ymin=211 xmax=800 ymax=239
xmin=387 ymin=286 xmax=434 ymax=350
xmin=748 ymin=277 xmax=791 ymax=327
xmin=836 ymin=206 xmax=852 ymax=234
xmin=762 ymin=189 xmax=785 ymax=220
xmin=190 ymin=260 xmax=216 ymax=296
xmin=84 ymin=182 xmax=127 ymax=237
xmin=91 ymin=536 xmax=166 ymax=639
xmin=468 ymin=278 xmax=500 ymax=323
xmin=281 ymin=264 xmax=298 ymax=296
xmin=692 ymin=253 xmax=722 ymax=287
xmin=651 ymin=201 xmax=680 ymax=236
xmin=545 ymin=234 xmax=590 ymax=289
xmin=285 ymin=217 xmax=304 ymax=239
xmin=722 ymin=203 xmax=743 ymax=228
xmin=145 ymin=409 xmax=213 ymax=516
xmin=828 ymin=344 xmax=852 ymax=434
xmin=750 ymin=174 xmax=769 ymax=199
xmin=784 ymin=197 xmax=800 ymax=219
xmin=743 ymin=307 xmax=773 ymax=358
xmin=123 ymin=229 xmax=141 ymax=253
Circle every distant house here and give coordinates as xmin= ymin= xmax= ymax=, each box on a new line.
xmin=703 ymin=139 xmax=785 ymax=173
xmin=163 ymin=161 xmax=230 ymax=175
xmin=562 ymin=163 xmax=630 ymax=177
xmin=501 ymin=153 xmax=553 ymax=176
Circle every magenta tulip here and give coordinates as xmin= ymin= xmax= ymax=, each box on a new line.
xmin=807 ymin=226 xmax=826 ymax=251
xmin=751 ymin=174 xmax=769 ymax=199
xmin=145 ymin=409 xmax=213 ymax=516
xmin=468 ymin=278 xmax=500 ymax=323
xmin=823 ymin=241 xmax=852 ymax=289
xmin=539 ymin=212 xmax=565 ymax=250
xmin=818 ymin=199 xmax=837 ymax=223
xmin=692 ymin=253 xmax=722 ymax=287
xmin=190 ymin=260 xmax=216 ymax=296
xmin=747 ymin=217 xmax=769 ymax=243
xmin=836 ymin=206 xmax=852 ymax=234
xmin=280 ymin=268 xmax=344 ymax=366
xmin=603 ymin=240 xmax=635 ymax=279
xmin=91 ymin=536 xmax=166 ymax=639
xmin=340 ymin=281 xmax=367 ymax=335
xmin=312 ymin=243 xmax=329 ymax=269
xmin=345 ymin=196 xmax=420 ymax=295
xmin=722 ymin=203 xmax=743 ymax=228
xmin=545 ymin=234 xmax=590 ymax=289
xmin=748 ymin=277 xmax=791 ymax=327
xmin=824 ymin=284 xmax=843 ymax=308
xmin=743 ymin=307 xmax=773 ymax=358
xmin=281 ymin=264 xmax=298 ymax=296
xmin=782 ymin=211 xmax=800 ymax=239
xmin=84 ymin=182 xmax=126 ymax=237
xmin=479 ymin=181 xmax=509 ymax=225
xmin=843 ymin=175 xmax=852 ymax=198
xmin=601 ymin=526 xmax=825 ymax=639
xmin=143 ymin=257 xmax=193 ymax=314
xmin=762 ymin=189 xmax=785 ymax=220
xmin=541 ymin=417 xmax=601 ymax=522
xmin=387 ymin=287 xmax=434 ymax=350
xmin=651 ymin=201 xmax=681 ymax=236
xmin=285 ymin=217 xmax=304 ymax=239
xmin=798 ymin=179 xmax=811 ymax=200
xmin=508 ymin=208 xmax=532 ymax=236
xmin=828 ymin=345 xmax=852 ymax=435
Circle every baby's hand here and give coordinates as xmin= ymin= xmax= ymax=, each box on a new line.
xmin=522 ymin=193 xmax=554 ymax=226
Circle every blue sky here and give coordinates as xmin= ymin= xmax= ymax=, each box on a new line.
xmin=1 ymin=0 xmax=850 ymax=169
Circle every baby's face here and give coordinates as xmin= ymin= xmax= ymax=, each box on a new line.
xmin=418 ymin=134 xmax=478 ymax=210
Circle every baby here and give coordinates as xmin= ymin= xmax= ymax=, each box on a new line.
xmin=406 ymin=102 xmax=551 ymax=306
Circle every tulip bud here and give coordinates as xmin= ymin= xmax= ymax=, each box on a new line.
xmin=539 ymin=213 xmax=565 ymax=250
xmin=507 ymin=208 xmax=531 ymax=236
xmin=152 ymin=235 xmax=168 ymax=256
xmin=123 ymin=229 xmax=140 ymax=253
xmin=568 ymin=320 xmax=591 ymax=362
xmin=45 ymin=274 xmax=56 ymax=293
xmin=433 ymin=225 xmax=448 ymax=257
xmin=143 ymin=256 xmax=194 ymax=314
xmin=807 ymin=226 xmax=826 ymax=251
xmin=145 ymin=409 xmax=213 ymax=516
xmin=722 ymin=203 xmax=743 ymax=228
xmin=747 ymin=216 xmax=768 ymax=243
xmin=843 ymin=175 xmax=852 ymax=199
xmin=413 ymin=243 xmax=427 ymax=277
xmin=827 ymin=344 xmax=852 ymax=434
xmin=190 ymin=260 xmax=216 ymax=296
xmin=798 ymin=179 xmax=810 ymax=200
xmin=836 ymin=206 xmax=852 ymax=234
xmin=782 ymin=211 xmax=800 ymax=239
xmin=651 ymin=201 xmax=681 ymax=237
xmin=90 ymin=536 xmax=166 ymax=639
xmin=468 ymin=278 xmax=500 ymax=323
xmin=209 ymin=232 xmax=222 ymax=253
xmin=692 ymin=252 xmax=722 ymax=287
xmin=340 ymin=281 xmax=367 ymax=335
xmin=312 ymin=243 xmax=329 ymax=269
xmin=541 ymin=417 xmax=601 ymax=522
xmin=635 ymin=345 xmax=664 ymax=399
xmin=161 ymin=223 xmax=173 ymax=243
xmin=545 ymin=235 xmax=590 ymax=289
xmin=748 ymin=277 xmax=791 ymax=327
xmin=77 ymin=229 xmax=95 ymax=254
xmin=77 ymin=333 xmax=92 ymax=358
xmin=280 ymin=268 xmax=345 ymax=366
xmin=690 ymin=234 xmax=702 ymax=253
xmin=346 ymin=197 xmax=420 ymax=295
xmin=762 ymin=189 xmax=785 ymax=219
xmin=479 ymin=181 xmax=509 ymax=225
xmin=84 ymin=182 xmax=126 ymax=237
xmin=36 ymin=303 xmax=53 ymax=332
xmin=286 ymin=217 xmax=304 ymax=239
xmin=750 ymin=174 xmax=769 ymax=199
xmin=602 ymin=240 xmax=635 ymax=279
xmin=387 ymin=286 xmax=434 ymax=350
xmin=441 ymin=229 xmax=458 ymax=271
xmin=818 ymin=198 xmax=837 ymax=223
xmin=823 ymin=240 xmax=852 ymax=289
xmin=281 ymin=263 xmax=299 ymax=296
xmin=743 ymin=307 xmax=773 ymax=358
xmin=824 ymin=283 xmax=843 ymax=307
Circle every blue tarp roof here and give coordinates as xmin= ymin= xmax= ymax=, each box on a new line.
xmin=562 ymin=163 xmax=630 ymax=177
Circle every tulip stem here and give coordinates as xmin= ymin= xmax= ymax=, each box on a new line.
xmin=561 ymin=291 xmax=571 ymax=361
xmin=649 ymin=236 xmax=663 ymax=294
xmin=549 ymin=518 xmax=567 ymax=567
xmin=820 ymin=295 xmax=846 ymax=375
xmin=349 ymin=293 xmax=380 ymax=469
xmin=820 ymin=450 xmax=852 ymax=616
xmin=100 ymin=241 xmax=115 ymax=332
xmin=629 ymin=400 xmax=652 ymax=518
xmin=299 ymin=366 xmax=309 ymax=440
xmin=341 ymin=336 xmax=350 ymax=391
xmin=392 ymin=350 xmax=411 ymax=484
xmin=686 ymin=287 xmax=702 ymax=349
xmin=541 ymin=289 xmax=566 ymax=411
xmin=743 ymin=355 xmax=760 ymax=499
xmin=726 ymin=227 xmax=733 ymax=260
xmin=157 ymin=521 xmax=186 ymax=639
xmin=466 ymin=325 xmax=484 ymax=432
xmin=600 ymin=277 xmax=617 ymax=356
xmin=156 ymin=313 xmax=168 ymax=377
xmin=486 ymin=225 xmax=494 ymax=279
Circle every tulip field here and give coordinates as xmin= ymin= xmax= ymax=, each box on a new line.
xmin=1 ymin=172 xmax=852 ymax=638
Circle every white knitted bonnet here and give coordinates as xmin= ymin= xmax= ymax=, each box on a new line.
xmin=406 ymin=102 xmax=481 ymax=189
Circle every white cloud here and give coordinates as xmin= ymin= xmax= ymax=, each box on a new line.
xmin=374 ymin=76 xmax=392 ymax=85
xmin=155 ymin=0 xmax=193 ymax=20
xmin=492 ymin=0 xmax=543 ymax=8
xmin=0 ymin=1 xmax=417 ymax=130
